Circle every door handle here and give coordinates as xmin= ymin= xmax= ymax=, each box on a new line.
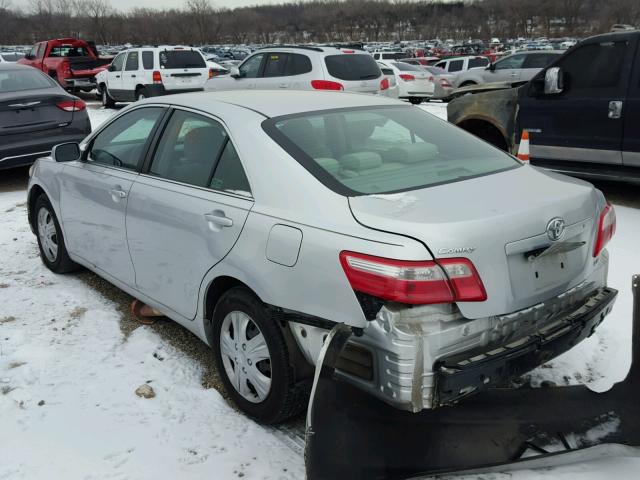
xmin=509 ymin=72 xmax=518 ymax=77
xmin=109 ymin=188 xmax=127 ymax=200
xmin=204 ymin=210 xmax=233 ymax=229
xmin=608 ymin=100 xmax=623 ymax=119
xmin=116 ymin=75 xmax=120 ymax=78
xmin=131 ymin=74 xmax=136 ymax=78
xmin=278 ymin=83 xmax=288 ymax=88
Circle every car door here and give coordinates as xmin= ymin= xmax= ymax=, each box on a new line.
xmin=126 ymin=108 xmax=253 ymax=319
xmin=518 ymin=39 xmax=632 ymax=165
xmin=105 ymin=52 xmax=126 ymax=99
xmin=622 ymin=39 xmax=640 ymax=167
xmin=484 ymin=53 xmax=526 ymax=82
xmin=59 ymin=107 xmax=166 ymax=286
xmin=446 ymin=59 xmax=464 ymax=74
xmin=254 ymin=52 xmax=291 ymax=89
xmin=225 ymin=53 xmax=264 ymax=90
xmin=122 ymin=50 xmax=140 ymax=100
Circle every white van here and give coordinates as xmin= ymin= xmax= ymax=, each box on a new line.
xmin=96 ymin=46 xmax=211 ymax=107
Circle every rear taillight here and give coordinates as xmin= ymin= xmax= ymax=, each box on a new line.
xmin=380 ymin=78 xmax=389 ymax=90
xmin=208 ymin=68 xmax=214 ymax=79
xmin=339 ymin=251 xmax=486 ymax=305
xmin=593 ymin=203 xmax=616 ymax=257
xmin=152 ymin=70 xmax=162 ymax=84
xmin=439 ymin=78 xmax=452 ymax=87
xmin=428 ymin=75 xmax=434 ymax=82
xmin=399 ymin=74 xmax=415 ymax=82
xmin=56 ymin=99 xmax=86 ymax=112
xmin=311 ymin=80 xmax=344 ymax=91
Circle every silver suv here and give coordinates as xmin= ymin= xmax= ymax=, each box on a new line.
xmin=206 ymin=46 xmax=387 ymax=95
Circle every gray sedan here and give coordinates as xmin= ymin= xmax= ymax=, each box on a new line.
xmin=27 ymin=90 xmax=616 ymax=423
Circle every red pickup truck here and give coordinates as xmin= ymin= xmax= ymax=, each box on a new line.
xmin=18 ymin=38 xmax=111 ymax=92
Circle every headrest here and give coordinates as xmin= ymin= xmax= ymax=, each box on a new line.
xmin=387 ymin=142 xmax=439 ymax=163
xmin=340 ymin=151 xmax=382 ymax=171
xmin=315 ymin=157 xmax=341 ymax=176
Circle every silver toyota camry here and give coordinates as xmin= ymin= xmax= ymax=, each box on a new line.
xmin=27 ymin=90 xmax=617 ymax=424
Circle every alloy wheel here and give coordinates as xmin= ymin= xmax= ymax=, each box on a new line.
xmin=37 ymin=207 xmax=58 ymax=262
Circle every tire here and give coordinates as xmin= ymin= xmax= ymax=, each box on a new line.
xmin=34 ymin=195 xmax=79 ymax=274
xmin=135 ymin=87 xmax=148 ymax=101
xmin=212 ymin=287 xmax=309 ymax=424
xmin=409 ymin=97 xmax=423 ymax=105
xmin=101 ymin=86 xmax=115 ymax=108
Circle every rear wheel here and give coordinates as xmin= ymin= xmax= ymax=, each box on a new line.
xmin=101 ymin=86 xmax=115 ymax=108
xmin=409 ymin=97 xmax=424 ymax=105
xmin=212 ymin=287 xmax=309 ymax=424
xmin=135 ymin=87 xmax=148 ymax=101
xmin=34 ymin=195 xmax=79 ymax=274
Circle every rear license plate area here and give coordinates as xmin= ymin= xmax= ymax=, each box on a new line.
xmin=529 ymin=252 xmax=570 ymax=290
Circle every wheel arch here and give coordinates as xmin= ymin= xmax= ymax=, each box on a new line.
xmin=27 ymin=184 xmax=47 ymax=232
xmin=455 ymin=116 xmax=510 ymax=152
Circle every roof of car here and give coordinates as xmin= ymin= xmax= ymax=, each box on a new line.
xmin=149 ymin=90 xmax=402 ymax=118
xmin=0 ymin=62 xmax=31 ymax=70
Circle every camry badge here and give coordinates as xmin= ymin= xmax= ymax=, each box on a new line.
xmin=438 ymin=247 xmax=476 ymax=255
xmin=546 ymin=217 xmax=565 ymax=241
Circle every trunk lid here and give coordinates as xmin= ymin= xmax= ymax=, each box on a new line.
xmin=158 ymin=49 xmax=208 ymax=91
xmin=348 ymin=166 xmax=600 ymax=318
xmin=0 ymin=90 xmax=74 ymax=136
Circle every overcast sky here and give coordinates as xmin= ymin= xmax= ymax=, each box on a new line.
xmin=109 ymin=0 xmax=280 ymax=10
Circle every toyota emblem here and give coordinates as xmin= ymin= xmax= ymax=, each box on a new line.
xmin=546 ymin=217 xmax=565 ymax=241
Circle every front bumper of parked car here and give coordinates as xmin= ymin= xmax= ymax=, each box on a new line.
xmin=339 ymin=251 xmax=614 ymax=412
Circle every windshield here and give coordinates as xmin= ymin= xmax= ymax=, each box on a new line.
xmin=159 ymin=50 xmax=206 ymax=69
xmin=391 ymin=62 xmax=423 ymax=71
xmin=324 ymin=54 xmax=381 ymax=81
xmin=0 ymin=69 xmax=55 ymax=92
xmin=264 ymin=106 xmax=519 ymax=195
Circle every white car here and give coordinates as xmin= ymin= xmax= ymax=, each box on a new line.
xmin=96 ymin=46 xmax=212 ymax=107
xmin=433 ymin=55 xmax=490 ymax=74
xmin=0 ymin=51 xmax=25 ymax=63
xmin=377 ymin=60 xmax=435 ymax=104
xmin=206 ymin=46 xmax=386 ymax=95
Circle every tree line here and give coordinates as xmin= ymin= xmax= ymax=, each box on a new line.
xmin=0 ymin=0 xmax=639 ymax=47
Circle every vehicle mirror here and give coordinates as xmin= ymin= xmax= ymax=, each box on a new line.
xmin=230 ymin=66 xmax=242 ymax=79
xmin=107 ymin=64 xmax=115 ymax=72
xmin=25 ymin=54 xmax=34 ymax=60
xmin=487 ymin=63 xmax=496 ymax=71
xmin=52 ymin=142 xmax=81 ymax=163
xmin=544 ymin=66 xmax=563 ymax=94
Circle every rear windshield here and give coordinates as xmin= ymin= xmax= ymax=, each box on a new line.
xmin=49 ymin=46 xmax=90 ymax=57
xmin=0 ymin=53 xmax=24 ymax=62
xmin=264 ymin=106 xmax=519 ymax=195
xmin=391 ymin=62 xmax=422 ymax=71
xmin=0 ymin=69 xmax=55 ymax=92
xmin=159 ymin=50 xmax=205 ymax=69
xmin=324 ymin=54 xmax=381 ymax=81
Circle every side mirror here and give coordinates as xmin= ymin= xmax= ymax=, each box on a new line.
xmin=108 ymin=64 xmax=116 ymax=72
xmin=52 ymin=142 xmax=81 ymax=163
xmin=230 ymin=66 xmax=242 ymax=79
xmin=487 ymin=63 xmax=496 ymax=71
xmin=544 ymin=66 xmax=563 ymax=94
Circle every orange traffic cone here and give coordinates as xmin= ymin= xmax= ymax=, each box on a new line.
xmin=517 ymin=130 xmax=530 ymax=162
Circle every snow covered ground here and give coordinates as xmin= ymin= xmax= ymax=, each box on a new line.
xmin=1 ymin=102 xmax=639 ymax=479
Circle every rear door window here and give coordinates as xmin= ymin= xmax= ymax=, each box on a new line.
xmin=324 ymin=54 xmax=381 ymax=81
xmin=448 ymin=59 xmax=464 ymax=72
xmin=209 ymin=142 xmax=252 ymax=196
xmin=468 ymin=57 xmax=489 ymax=68
xmin=159 ymin=50 xmax=205 ymax=69
xmin=262 ymin=53 xmax=289 ymax=77
xmin=523 ymin=53 xmax=558 ymax=69
xmin=149 ymin=110 xmax=228 ymax=187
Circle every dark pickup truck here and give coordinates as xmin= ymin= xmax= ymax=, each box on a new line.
xmin=448 ymin=30 xmax=640 ymax=182
xmin=18 ymin=38 xmax=111 ymax=92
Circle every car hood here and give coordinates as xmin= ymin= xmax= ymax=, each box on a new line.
xmin=451 ymin=80 xmax=526 ymax=97
xmin=349 ymin=166 xmax=602 ymax=319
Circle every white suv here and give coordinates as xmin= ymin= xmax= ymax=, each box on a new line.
xmin=96 ymin=46 xmax=212 ymax=107
xmin=206 ymin=46 xmax=387 ymax=95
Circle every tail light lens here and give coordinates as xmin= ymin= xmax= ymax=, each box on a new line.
xmin=152 ymin=70 xmax=162 ymax=84
xmin=342 ymin=49 xmax=355 ymax=53
xmin=208 ymin=68 xmax=214 ymax=79
xmin=428 ymin=75 xmax=434 ymax=82
xmin=439 ymin=78 xmax=452 ymax=87
xmin=399 ymin=74 xmax=415 ymax=82
xmin=593 ymin=203 xmax=616 ymax=257
xmin=339 ymin=251 xmax=486 ymax=305
xmin=311 ymin=80 xmax=344 ymax=91
xmin=380 ymin=78 xmax=389 ymax=90
xmin=56 ymin=99 xmax=86 ymax=112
